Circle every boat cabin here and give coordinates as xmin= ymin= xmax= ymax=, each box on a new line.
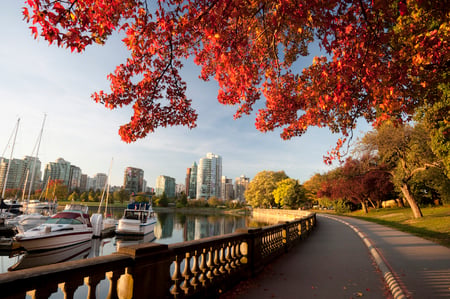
xmin=123 ymin=210 xmax=153 ymax=223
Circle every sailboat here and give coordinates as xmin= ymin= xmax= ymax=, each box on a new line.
xmin=0 ymin=118 xmax=20 ymax=225
xmin=20 ymin=115 xmax=57 ymax=216
xmin=7 ymin=116 xmax=51 ymax=230
xmin=91 ymin=158 xmax=116 ymax=237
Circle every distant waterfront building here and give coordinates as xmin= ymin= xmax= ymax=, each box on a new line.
xmin=221 ymin=176 xmax=234 ymax=200
xmin=68 ymin=165 xmax=82 ymax=191
xmin=196 ymin=153 xmax=222 ymax=200
xmin=185 ymin=167 xmax=191 ymax=197
xmin=22 ymin=156 xmax=42 ymax=193
xmin=0 ymin=158 xmax=26 ymax=193
xmin=43 ymin=158 xmax=71 ymax=188
xmin=79 ymin=174 xmax=88 ymax=192
xmin=86 ymin=177 xmax=95 ymax=191
xmin=176 ymin=183 xmax=185 ymax=196
xmin=155 ymin=175 xmax=176 ymax=198
xmin=234 ymin=175 xmax=250 ymax=202
xmin=188 ymin=162 xmax=197 ymax=199
xmin=93 ymin=173 xmax=108 ymax=191
xmin=123 ymin=167 xmax=144 ymax=194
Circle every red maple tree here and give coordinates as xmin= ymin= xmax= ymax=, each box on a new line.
xmin=23 ymin=0 xmax=449 ymax=162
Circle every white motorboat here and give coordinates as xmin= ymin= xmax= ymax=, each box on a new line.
xmin=6 ymin=213 xmax=50 ymax=231
xmin=115 ymin=202 xmax=156 ymax=236
xmin=14 ymin=206 xmax=93 ymax=252
xmin=21 ymin=199 xmax=57 ymax=214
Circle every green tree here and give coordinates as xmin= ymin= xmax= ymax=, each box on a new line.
xmin=68 ymin=192 xmax=79 ymax=201
xmin=360 ymin=122 xmax=444 ymax=218
xmin=80 ymin=192 xmax=88 ymax=202
xmin=46 ymin=180 xmax=68 ymax=201
xmin=112 ymin=189 xmax=130 ymax=204
xmin=88 ymin=190 xmax=97 ymax=202
xmin=273 ymin=178 xmax=307 ymax=209
xmin=416 ymin=88 xmax=450 ymax=178
xmin=207 ymin=196 xmax=221 ymax=207
xmin=303 ymin=173 xmax=327 ymax=204
xmin=158 ymin=192 xmax=169 ymax=207
xmin=177 ymin=192 xmax=188 ymax=208
xmin=245 ymin=171 xmax=289 ymax=208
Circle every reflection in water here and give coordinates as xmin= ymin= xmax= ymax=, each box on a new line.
xmin=9 ymin=241 xmax=92 ymax=271
xmin=115 ymin=232 xmax=157 ymax=251
xmin=1 ymin=213 xmax=269 ymax=274
xmin=154 ymin=212 xmax=248 ymax=244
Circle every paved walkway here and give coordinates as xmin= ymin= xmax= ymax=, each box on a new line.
xmin=221 ymin=214 xmax=450 ymax=299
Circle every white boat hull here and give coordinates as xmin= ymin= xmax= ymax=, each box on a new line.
xmin=116 ymin=218 xmax=156 ymax=236
xmin=16 ymin=229 xmax=93 ymax=251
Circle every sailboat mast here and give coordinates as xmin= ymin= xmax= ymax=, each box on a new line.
xmin=105 ymin=158 xmax=113 ymax=217
xmin=22 ymin=169 xmax=30 ymax=202
xmin=1 ymin=118 xmax=20 ymax=199
xmin=27 ymin=114 xmax=46 ymax=201
xmin=97 ymin=158 xmax=113 ymax=215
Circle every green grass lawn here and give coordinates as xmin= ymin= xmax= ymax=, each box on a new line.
xmin=341 ymin=205 xmax=450 ymax=248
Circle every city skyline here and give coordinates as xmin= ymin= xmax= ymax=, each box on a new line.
xmin=0 ymin=2 xmax=371 ymax=189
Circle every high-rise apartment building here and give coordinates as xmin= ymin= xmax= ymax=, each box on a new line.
xmin=123 ymin=167 xmax=144 ymax=194
xmin=79 ymin=174 xmax=88 ymax=192
xmin=23 ymin=155 xmax=42 ymax=193
xmin=187 ymin=162 xmax=197 ymax=199
xmin=185 ymin=167 xmax=191 ymax=196
xmin=43 ymin=158 xmax=71 ymax=188
xmin=221 ymin=176 xmax=234 ymax=200
xmin=176 ymin=183 xmax=185 ymax=197
xmin=93 ymin=173 xmax=108 ymax=191
xmin=155 ymin=175 xmax=176 ymax=198
xmin=196 ymin=153 xmax=222 ymax=200
xmin=0 ymin=156 xmax=42 ymax=195
xmin=0 ymin=158 xmax=26 ymax=193
xmin=68 ymin=165 xmax=82 ymax=191
xmin=234 ymin=175 xmax=250 ymax=202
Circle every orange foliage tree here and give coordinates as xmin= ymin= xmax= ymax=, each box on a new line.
xmin=23 ymin=0 xmax=449 ymax=162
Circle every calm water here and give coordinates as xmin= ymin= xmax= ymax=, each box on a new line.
xmin=0 ymin=211 xmax=267 ymax=274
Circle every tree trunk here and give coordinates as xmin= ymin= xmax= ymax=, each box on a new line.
xmin=361 ymin=201 xmax=368 ymax=213
xmin=396 ymin=197 xmax=405 ymax=208
xmin=400 ymin=183 xmax=423 ymax=218
xmin=367 ymin=197 xmax=376 ymax=209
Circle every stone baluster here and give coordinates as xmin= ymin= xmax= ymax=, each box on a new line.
xmin=181 ymin=252 xmax=193 ymax=295
xmin=198 ymin=248 xmax=208 ymax=288
xmin=189 ymin=250 xmax=200 ymax=292
xmin=225 ymin=243 xmax=233 ymax=273
xmin=206 ymin=248 xmax=215 ymax=283
xmin=171 ymin=255 xmax=183 ymax=298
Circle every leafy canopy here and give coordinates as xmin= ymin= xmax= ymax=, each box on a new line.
xmin=23 ymin=0 xmax=449 ymax=162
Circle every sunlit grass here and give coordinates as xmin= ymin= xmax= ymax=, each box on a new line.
xmin=343 ymin=205 xmax=450 ymax=248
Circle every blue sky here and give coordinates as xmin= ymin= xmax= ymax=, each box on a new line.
xmin=0 ymin=2 xmax=371 ymax=188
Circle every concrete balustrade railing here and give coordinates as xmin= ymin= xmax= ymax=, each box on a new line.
xmin=0 ymin=212 xmax=316 ymax=299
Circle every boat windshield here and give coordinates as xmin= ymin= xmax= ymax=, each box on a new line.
xmin=48 ymin=212 xmax=87 ymax=225
xmin=45 ymin=218 xmax=83 ymax=225
xmin=124 ymin=210 xmax=148 ymax=222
